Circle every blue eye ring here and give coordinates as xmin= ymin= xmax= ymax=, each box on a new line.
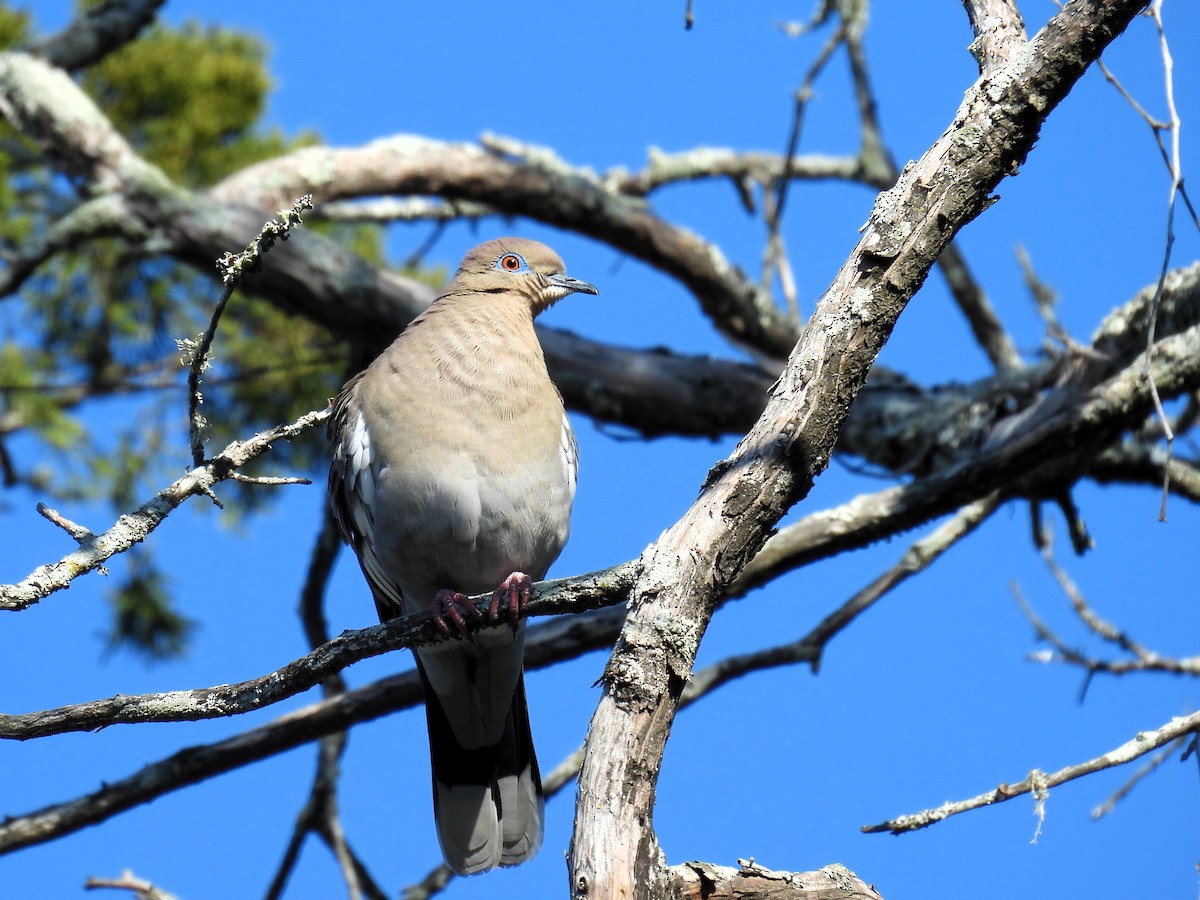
xmin=495 ymin=252 xmax=529 ymax=273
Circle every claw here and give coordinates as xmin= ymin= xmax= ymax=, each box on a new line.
xmin=489 ymin=572 xmax=533 ymax=630
xmin=431 ymin=589 xmax=480 ymax=638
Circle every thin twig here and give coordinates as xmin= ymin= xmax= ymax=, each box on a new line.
xmin=1013 ymin=582 xmax=1200 ymax=687
xmin=1016 ymin=244 xmax=1062 ymax=337
xmin=83 ymin=869 xmax=179 ymax=900
xmin=183 ymin=195 xmax=313 ymax=467
xmin=36 ymin=503 xmax=95 ymax=544
xmin=863 ymin=709 xmax=1200 ymax=834
xmin=789 ymin=493 xmax=1000 ymax=674
xmin=761 ymin=6 xmax=852 ymax=324
xmin=1040 ymin=538 xmax=1146 ymax=657
xmin=1091 ymin=735 xmax=1187 ymax=820
xmin=1090 ymin=440 xmax=1200 ymax=503
xmin=1096 ymin=60 xmax=1169 ymax=129
xmin=1142 ymin=1 xmax=1183 ymax=522
xmin=227 ymin=472 xmax=311 ymax=486
xmin=1096 ymin=31 xmax=1199 ymax=232
xmin=1099 ymin=2 xmax=1194 ymax=522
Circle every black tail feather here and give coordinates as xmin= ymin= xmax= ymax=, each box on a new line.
xmin=417 ymin=661 xmax=543 ymax=875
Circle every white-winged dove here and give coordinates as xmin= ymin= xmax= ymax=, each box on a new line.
xmin=327 ymin=238 xmax=597 ymax=875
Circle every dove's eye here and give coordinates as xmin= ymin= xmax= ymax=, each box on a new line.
xmin=497 ymin=253 xmax=527 ymax=272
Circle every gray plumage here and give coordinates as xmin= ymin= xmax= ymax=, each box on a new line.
xmin=328 ymin=238 xmax=597 ymax=875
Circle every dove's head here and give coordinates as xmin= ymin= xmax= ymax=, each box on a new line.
xmin=445 ymin=237 xmax=598 ymax=314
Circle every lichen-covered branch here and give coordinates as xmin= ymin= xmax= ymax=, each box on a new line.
xmin=0 ymin=561 xmax=636 ymax=738
xmin=0 ymin=409 xmax=327 ymax=611
xmin=184 ymin=195 xmax=313 ymax=466
xmin=862 ymin=708 xmax=1200 ymax=835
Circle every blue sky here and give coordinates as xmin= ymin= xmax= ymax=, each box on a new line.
xmin=4 ymin=2 xmax=1200 ymax=898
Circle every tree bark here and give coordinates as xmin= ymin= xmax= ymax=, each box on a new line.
xmin=671 ymin=861 xmax=880 ymax=900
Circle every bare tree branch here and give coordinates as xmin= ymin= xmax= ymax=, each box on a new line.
xmin=1041 ymin=538 xmax=1147 ymax=655
xmin=0 ymin=194 xmax=149 ymax=298
xmin=209 ymin=133 xmax=798 ymax=359
xmin=84 ymin=869 xmax=179 ymax=900
xmin=1015 ymin=580 xmax=1200 ymax=680
xmin=0 ymin=408 xmax=327 ymax=612
xmin=1090 ymin=441 xmax=1200 ymax=502
xmin=0 ymin=672 xmax=420 ymax=855
xmin=603 ymin=145 xmax=884 ymax=197
xmin=935 ymin=241 xmax=1025 ymax=371
xmin=670 ymin=861 xmax=881 ymax=900
xmin=734 ymin=316 xmax=1200 ymax=600
xmin=741 ymin=493 xmax=1000 ymax=672
xmin=26 ymin=0 xmax=165 ymax=71
xmin=264 ymin=732 xmax=386 ymax=900
xmin=862 ymin=708 xmax=1200 ymax=835
xmin=1091 ymin=736 xmax=1188 ymax=820
xmin=0 ymin=561 xmax=636 ymax=739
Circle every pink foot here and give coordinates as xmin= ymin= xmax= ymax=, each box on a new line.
xmin=431 ymin=589 xmax=481 ymax=638
xmin=489 ymin=572 xmax=533 ymax=628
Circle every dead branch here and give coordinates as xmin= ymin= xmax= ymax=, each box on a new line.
xmin=863 ymin=708 xmax=1200 ymax=834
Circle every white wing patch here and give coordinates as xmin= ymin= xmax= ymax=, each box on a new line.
xmin=560 ymin=412 xmax=578 ymax=503
xmin=345 ymin=411 xmax=375 ymax=520
xmin=330 ymin=401 xmax=406 ymax=618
